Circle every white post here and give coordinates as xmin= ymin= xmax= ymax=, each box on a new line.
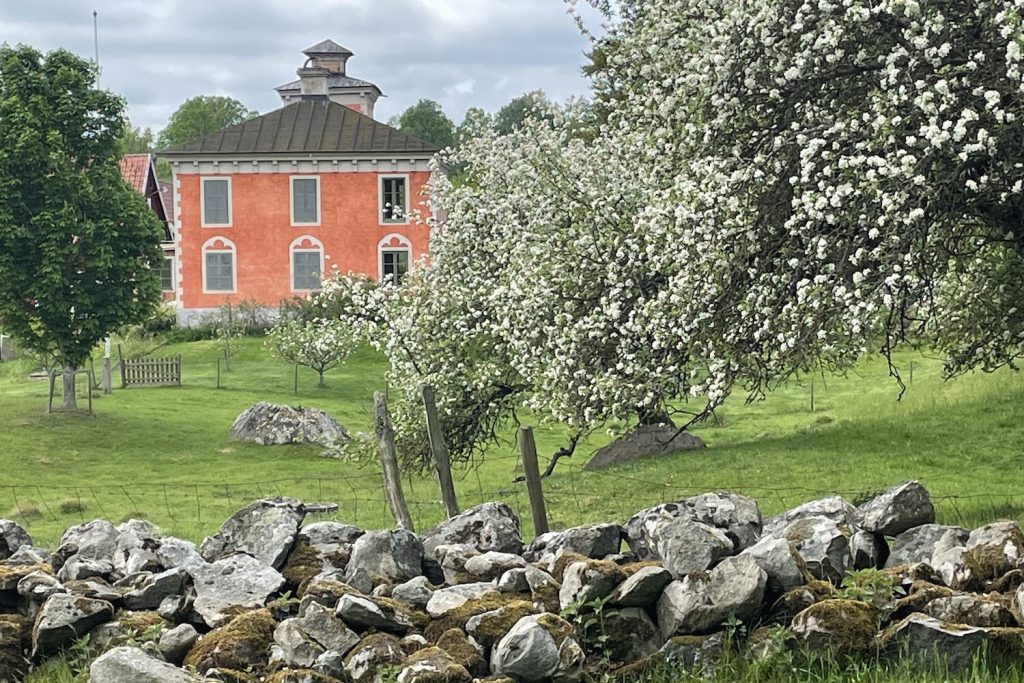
xmin=102 ymin=336 xmax=112 ymax=394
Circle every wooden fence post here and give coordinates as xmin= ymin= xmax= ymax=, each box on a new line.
xmin=422 ymin=385 xmax=459 ymax=518
xmin=518 ymin=426 xmax=549 ymax=536
xmin=374 ymin=391 xmax=415 ymax=531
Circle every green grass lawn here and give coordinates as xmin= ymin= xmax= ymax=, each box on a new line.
xmin=0 ymin=337 xmax=1022 ymax=547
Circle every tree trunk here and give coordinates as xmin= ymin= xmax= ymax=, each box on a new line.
xmin=62 ymin=364 xmax=77 ymax=410
xmin=317 ymin=368 xmax=325 ymax=388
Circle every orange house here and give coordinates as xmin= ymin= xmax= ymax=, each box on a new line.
xmin=161 ymin=41 xmax=439 ymax=323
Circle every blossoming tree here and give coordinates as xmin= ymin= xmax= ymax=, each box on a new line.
xmin=328 ymin=0 xmax=1024 ymax=468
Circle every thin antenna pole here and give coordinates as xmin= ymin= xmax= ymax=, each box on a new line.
xmin=93 ymin=10 xmax=100 ymax=88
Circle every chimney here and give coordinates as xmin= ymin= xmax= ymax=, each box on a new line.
xmin=297 ymin=63 xmax=330 ymax=100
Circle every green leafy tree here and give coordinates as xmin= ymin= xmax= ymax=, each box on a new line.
xmin=118 ymin=123 xmax=155 ymax=155
xmin=456 ymin=107 xmax=493 ymax=145
xmin=157 ymin=95 xmax=256 ymax=150
xmin=0 ymin=45 xmax=165 ymax=410
xmin=494 ymin=90 xmax=553 ymax=135
xmin=392 ymin=99 xmax=455 ymax=149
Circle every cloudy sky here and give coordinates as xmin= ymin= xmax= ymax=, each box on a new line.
xmin=1 ymin=0 xmax=602 ymax=133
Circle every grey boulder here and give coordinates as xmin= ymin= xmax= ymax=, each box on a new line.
xmin=856 ymin=481 xmax=935 ymax=536
xmin=343 ymin=529 xmax=423 ymax=594
xmin=200 ymin=497 xmax=306 ymax=570
xmin=0 ymin=520 xmax=32 ymax=560
xmin=492 ymin=613 xmax=585 ymax=682
xmin=740 ymin=536 xmax=806 ymax=595
xmin=33 ymin=593 xmax=114 ymax=656
xmin=657 ymin=554 xmax=766 ymax=638
xmin=89 ymin=646 xmax=205 ymax=683
xmin=229 ymin=401 xmax=349 ymax=447
xmin=762 ymin=496 xmax=856 ymax=537
xmin=190 ymin=554 xmax=285 ymax=627
xmin=525 ymin=523 xmax=623 ymax=562
xmin=774 ymin=515 xmax=852 ymax=583
xmin=122 ymin=567 xmax=189 ymax=611
xmin=654 ymin=518 xmax=733 ymax=578
xmin=881 ymin=615 xmax=989 ymax=671
xmin=610 ymin=565 xmax=673 ymax=607
xmin=157 ymin=623 xmax=199 ymax=665
xmin=421 ymin=502 xmax=523 ymax=559
xmin=886 ymin=524 xmax=968 ymax=568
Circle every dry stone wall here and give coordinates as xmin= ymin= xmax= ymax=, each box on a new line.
xmin=1 ymin=481 xmax=1023 ymax=681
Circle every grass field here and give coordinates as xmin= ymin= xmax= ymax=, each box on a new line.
xmin=1 ymin=337 xmax=1023 ymax=548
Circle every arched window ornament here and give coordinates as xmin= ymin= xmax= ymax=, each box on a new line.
xmin=202 ymin=237 xmax=236 ymax=293
xmin=378 ymin=234 xmax=411 ymax=285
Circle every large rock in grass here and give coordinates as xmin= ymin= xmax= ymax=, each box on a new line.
xmin=584 ymin=424 xmax=704 ymax=471
xmin=855 ymin=481 xmax=935 ymax=536
xmin=89 ymin=645 xmax=207 ymax=683
xmin=200 ymin=498 xmax=306 ymax=570
xmin=33 ymin=593 xmax=114 ymax=656
xmin=229 ymin=402 xmax=349 ymax=447
xmin=190 ymin=554 xmax=285 ymax=627
xmin=740 ymin=536 xmax=807 ymax=595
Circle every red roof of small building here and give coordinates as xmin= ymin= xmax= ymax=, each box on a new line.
xmin=119 ymin=154 xmax=152 ymax=193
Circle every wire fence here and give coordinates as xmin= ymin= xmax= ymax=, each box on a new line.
xmin=2 ymin=443 xmax=1021 ymax=548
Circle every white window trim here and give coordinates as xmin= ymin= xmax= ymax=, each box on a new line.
xmin=200 ymin=176 xmax=232 ymax=228
xmin=378 ymin=174 xmax=410 ymax=226
xmin=289 ymin=175 xmax=321 ymax=226
xmin=161 ymin=255 xmax=176 ymax=293
xmin=377 ymin=233 xmax=412 ymax=283
xmin=289 ymin=235 xmax=325 ymax=292
xmin=201 ymin=236 xmax=237 ymax=294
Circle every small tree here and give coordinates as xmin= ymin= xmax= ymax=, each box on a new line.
xmin=157 ymin=95 xmax=257 ymax=150
xmin=266 ymin=318 xmax=360 ymax=388
xmin=0 ymin=46 xmax=164 ymax=410
xmin=392 ymin=99 xmax=456 ymax=149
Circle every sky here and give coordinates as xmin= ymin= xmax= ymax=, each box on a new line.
xmin=0 ymin=0 xmax=603 ymax=133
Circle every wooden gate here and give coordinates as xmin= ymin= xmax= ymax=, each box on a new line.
xmin=120 ymin=355 xmax=181 ymax=387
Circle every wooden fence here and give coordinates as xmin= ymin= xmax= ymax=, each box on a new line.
xmin=120 ymin=355 xmax=181 ymax=388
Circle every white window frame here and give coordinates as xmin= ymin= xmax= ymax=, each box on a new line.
xmin=290 ymin=235 xmax=325 ymax=292
xmin=378 ymin=174 xmax=410 ymax=225
xmin=160 ymin=255 xmax=175 ymax=293
xmin=377 ymin=233 xmax=412 ymax=284
xmin=201 ymin=236 xmax=237 ymax=294
xmin=289 ymin=175 xmax=321 ymax=226
xmin=200 ymin=177 xmax=232 ymax=228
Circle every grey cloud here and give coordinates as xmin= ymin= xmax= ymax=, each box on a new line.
xmin=0 ymin=0 xmax=598 ymax=131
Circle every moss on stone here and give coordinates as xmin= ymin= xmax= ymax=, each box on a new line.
xmin=531 ymin=582 xmax=561 ymax=613
xmin=371 ymin=595 xmax=430 ymax=630
xmin=794 ymin=599 xmax=879 ymax=654
xmin=424 ymin=593 xmax=523 ymax=642
xmin=402 ymin=646 xmax=473 ymax=683
xmin=469 ymin=600 xmax=537 ymax=644
xmin=963 ymin=544 xmax=1015 ymax=586
xmin=204 ymin=669 xmax=256 ymax=683
xmin=436 ymin=628 xmax=486 ymax=676
xmin=535 ymin=612 xmax=574 ymax=648
xmin=344 ymin=632 xmax=405 ymax=667
xmin=0 ymin=562 xmax=50 ymax=590
xmin=300 ymin=579 xmax=361 ymax=607
xmin=282 ymin=540 xmax=324 ymax=589
xmin=892 ymin=583 xmax=953 ymax=621
xmin=619 ymin=561 xmax=663 ymax=577
xmin=0 ymin=614 xmax=29 ymax=682
xmin=610 ymin=653 xmax=667 ymax=681
xmin=551 ymin=552 xmax=589 ymax=582
xmin=184 ymin=608 xmax=277 ymax=674
xmin=117 ymin=610 xmax=165 ymax=635
xmin=265 ymin=669 xmax=340 ymax=683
